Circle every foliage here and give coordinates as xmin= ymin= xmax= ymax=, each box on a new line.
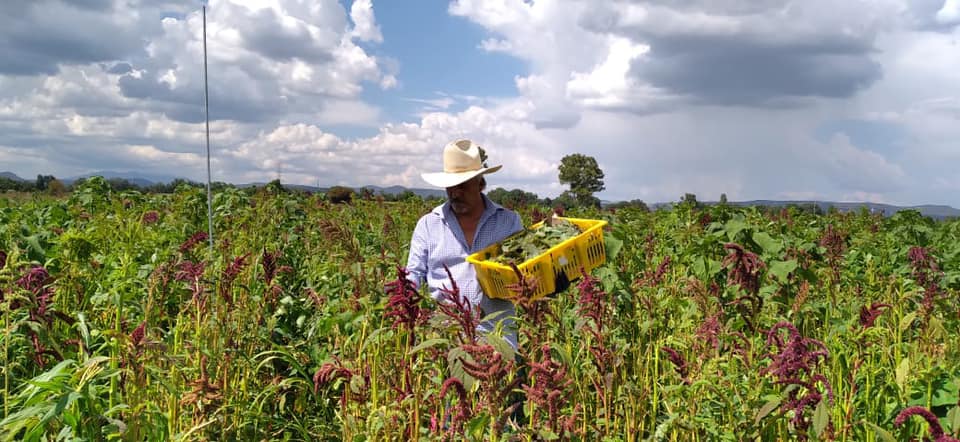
xmin=490 ymin=217 xmax=582 ymax=265
xmin=326 ymin=186 xmax=354 ymax=204
xmin=487 ymin=187 xmax=541 ymax=209
xmin=0 ymin=189 xmax=958 ymax=441
xmin=558 ymin=154 xmax=605 ymax=208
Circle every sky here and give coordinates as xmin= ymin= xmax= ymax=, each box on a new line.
xmin=1 ymin=0 xmax=959 ymax=206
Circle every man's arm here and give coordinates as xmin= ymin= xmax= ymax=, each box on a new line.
xmin=404 ymin=216 xmax=430 ymax=289
xmin=510 ymin=211 xmax=523 ymax=236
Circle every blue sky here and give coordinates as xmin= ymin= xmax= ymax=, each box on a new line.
xmin=1 ymin=0 xmax=959 ymax=207
xmin=366 ymin=1 xmax=524 ymax=117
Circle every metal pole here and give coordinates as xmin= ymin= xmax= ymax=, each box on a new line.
xmin=203 ymin=5 xmax=214 ymax=251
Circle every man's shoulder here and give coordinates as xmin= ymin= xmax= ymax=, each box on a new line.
xmin=415 ymin=203 xmax=447 ymax=223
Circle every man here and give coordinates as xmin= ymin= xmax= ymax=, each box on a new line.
xmin=406 ymin=139 xmax=523 ymax=349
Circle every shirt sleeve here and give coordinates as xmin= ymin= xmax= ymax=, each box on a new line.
xmin=405 ymin=216 xmax=429 ymax=289
xmin=510 ymin=211 xmax=523 ymax=235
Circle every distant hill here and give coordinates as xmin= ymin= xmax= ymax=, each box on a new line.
xmin=360 ymin=185 xmax=445 ymax=199
xmin=1 ymin=171 xmax=26 ymax=181
xmin=733 ymin=200 xmax=959 ymax=220
xmin=5 ymin=169 xmax=957 ymax=219
xmin=648 ymin=200 xmax=960 ymax=220
xmin=62 ymin=171 xmax=184 ymax=187
xmin=241 ymin=183 xmax=446 ymax=199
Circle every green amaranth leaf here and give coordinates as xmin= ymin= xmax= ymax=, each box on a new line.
xmin=862 ymin=421 xmax=897 ymax=442
xmin=768 ymin=259 xmax=798 ymax=283
xmin=491 ymin=218 xmax=582 ymax=265
xmin=896 ymin=357 xmax=910 ymax=392
xmin=812 ymin=399 xmax=830 ymax=437
xmin=753 ymin=231 xmax=783 ymax=255
xmin=754 ymin=397 xmax=781 ymax=426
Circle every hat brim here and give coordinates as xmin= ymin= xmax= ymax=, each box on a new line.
xmin=421 ymin=165 xmax=502 ymax=188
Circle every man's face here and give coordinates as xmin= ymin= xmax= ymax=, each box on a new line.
xmin=446 ymin=176 xmax=483 ymax=215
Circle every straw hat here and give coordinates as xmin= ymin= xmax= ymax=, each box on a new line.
xmin=421 ymin=139 xmax=502 ymax=188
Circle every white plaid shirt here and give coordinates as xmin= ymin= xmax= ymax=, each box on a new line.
xmin=405 ymin=194 xmax=523 ymax=347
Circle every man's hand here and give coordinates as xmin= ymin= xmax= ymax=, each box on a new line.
xmin=549 ymin=273 xmax=571 ymax=297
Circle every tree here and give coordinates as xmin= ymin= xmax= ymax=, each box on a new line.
xmin=719 ymin=193 xmax=728 ymax=205
xmin=46 ymin=179 xmax=67 ymax=196
xmin=558 ymin=154 xmax=604 ymax=208
xmin=327 ymin=186 xmax=354 ymax=204
xmin=488 ymin=187 xmax=541 ymax=209
xmin=35 ymin=174 xmax=56 ymax=191
xmin=608 ymin=199 xmax=649 ymax=212
xmin=681 ymin=193 xmax=699 ymax=206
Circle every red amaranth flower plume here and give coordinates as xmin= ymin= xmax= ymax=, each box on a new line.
xmin=696 ymin=312 xmax=723 ymax=354
xmin=576 ymin=272 xmax=607 ymax=329
xmin=17 ymin=265 xmax=50 ymax=294
xmin=175 ymin=260 xmax=207 ymax=305
xmin=722 ymin=243 xmax=765 ymax=295
xmin=436 ymin=377 xmax=472 ymax=436
xmin=129 ymin=320 xmax=147 ymax=359
xmin=761 ymin=322 xmax=832 ymax=439
xmin=908 ymin=246 xmax=939 ymax=273
xmin=219 ymin=253 xmax=250 ymax=304
xmin=141 ymin=211 xmax=159 ymax=225
xmin=178 ymin=231 xmax=208 ymax=253
xmin=819 ymin=224 xmax=847 ymax=286
xmin=661 ymin=346 xmax=690 ymax=384
xmin=523 ymin=344 xmax=574 ymax=432
xmin=17 ymin=266 xmax=55 ymax=320
xmin=762 ymin=322 xmax=829 ymax=380
xmin=435 ymin=265 xmax=480 ymax=345
xmin=859 ymin=302 xmax=891 ymax=330
xmin=908 ymin=246 xmax=944 ymax=317
xmin=260 ymin=250 xmax=293 ymax=285
xmin=15 ymin=265 xmax=60 ymax=367
xmin=531 ymin=207 xmax=547 ymax=224
xmin=458 ymin=343 xmax=521 ymax=435
xmin=130 ymin=320 xmax=146 ymax=348
xmin=384 ymin=266 xmax=428 ymax=335
xmin=312 ymin=358 xmax=368 ymax=408
xmin=636 ymin=255 xmax=671 ymax=287
xmin=895 ymin=405 xmax=960 ymax=442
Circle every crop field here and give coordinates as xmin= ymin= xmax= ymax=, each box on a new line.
xmin=1 ymin=177 xmax=959 ymax=441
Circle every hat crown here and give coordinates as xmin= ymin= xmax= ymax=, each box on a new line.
xmin=443 ymin=139 xmax=482 ymax=173
xmin=420 ymin=139 xmax=501 ymax=188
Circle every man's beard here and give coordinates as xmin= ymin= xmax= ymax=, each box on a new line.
xmin=450 ymin=199 xmax=468 ymax=214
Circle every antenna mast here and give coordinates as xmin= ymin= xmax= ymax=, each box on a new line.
xmin=203 ymin=5 xmax=214 ymax=251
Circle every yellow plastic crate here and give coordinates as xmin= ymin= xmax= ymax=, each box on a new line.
xmin=467 ymin=217 xmax=608 ymax=300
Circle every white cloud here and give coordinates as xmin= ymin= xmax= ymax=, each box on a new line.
xmin=936 ymin=0 xmax=960 ymax=25
xmin=1 ymin=0 xmax=959 ymax=209
xmin=350 ymin=0 xmax=383 ymax=42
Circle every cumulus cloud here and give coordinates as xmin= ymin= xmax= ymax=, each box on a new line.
xmin=0 ymin=1 xmax=147 ymax=75
xmin=1 ymin=0 xmax=959 ymax=208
